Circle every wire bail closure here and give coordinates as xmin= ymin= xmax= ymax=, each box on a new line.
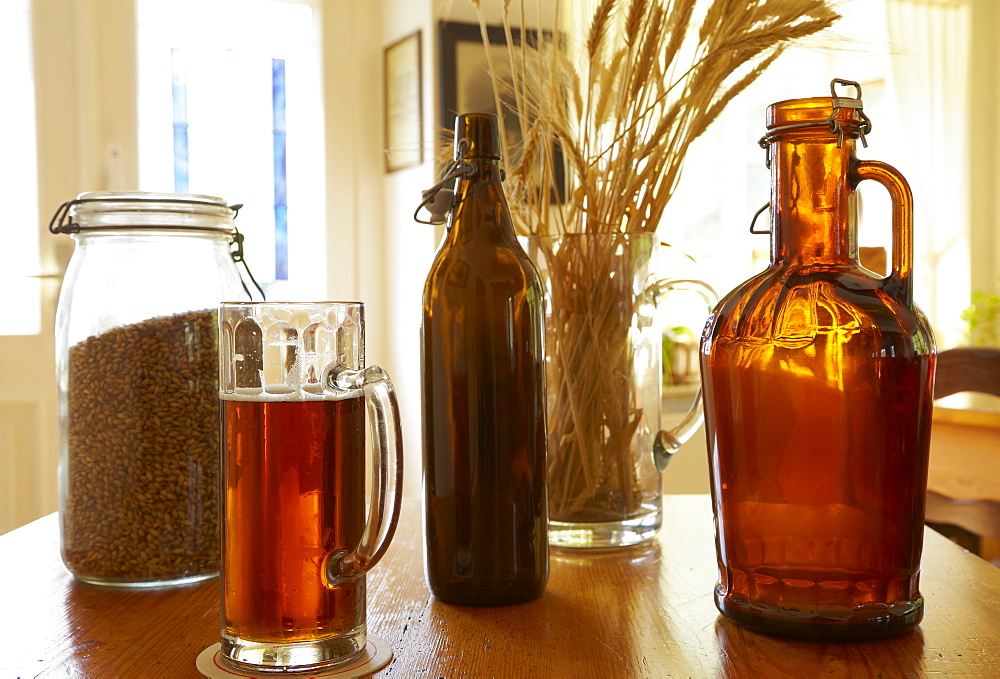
xmin=48 ymin=195 xmax=266 ymax=300
xmin=750 ymin=78 xmax=875 ymax=235
xmin=826 ymin=77 xmax=872 ymax=148
xmin=757 ymin=78 xmax=874 ymax=169
xmin=226 ymin=207 xmax=266 ymax=301
xmin=413 ymin=138 xmax=478 ymax=225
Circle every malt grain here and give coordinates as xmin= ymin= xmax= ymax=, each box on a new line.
xmin=62 ymin=309 xmax=220 ymax=584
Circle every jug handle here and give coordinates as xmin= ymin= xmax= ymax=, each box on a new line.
xmin=651 ymin=278 xmax=719 ymax=472
xmin=853 ymin=160 xmax=914 ymax=306
xmin=323 ymin=365 xmax=404 ymax=586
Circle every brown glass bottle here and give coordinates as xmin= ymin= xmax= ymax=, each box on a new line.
xmin=701 ymin=83 xmax=936 ymax=640
xmin=421 ymin=113 xmax=549 ymax=605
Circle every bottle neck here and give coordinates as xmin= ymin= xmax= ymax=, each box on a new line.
xmin=770 ymin=135 xmax=858 ymax=267
xmin=448 ymin=157 xmax=515 ymax=242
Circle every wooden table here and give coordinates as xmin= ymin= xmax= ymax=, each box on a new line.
xmin=4 ymin=495 xmax=1000 ymax=678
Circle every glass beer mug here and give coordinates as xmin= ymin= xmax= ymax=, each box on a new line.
xmin=218 ymin=302 xmax=403 ymax=672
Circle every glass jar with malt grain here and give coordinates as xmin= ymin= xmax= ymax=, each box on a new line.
xmin=51 ymin=191 xmax=251 ymax=587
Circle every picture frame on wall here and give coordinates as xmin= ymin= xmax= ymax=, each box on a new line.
xmin=437 ymin=20 xmax=564 ymax=201
xmin=383 ymin=30 xmax=423 ymax=173
xmin=438 ymin=21 xmax=529 ymax=158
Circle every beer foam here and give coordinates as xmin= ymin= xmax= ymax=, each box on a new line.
xmin=221 ymin=385 xmax=362 ymax=402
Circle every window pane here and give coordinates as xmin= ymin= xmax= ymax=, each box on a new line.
xmin=137 ymin=0 xmax=324 ymax=298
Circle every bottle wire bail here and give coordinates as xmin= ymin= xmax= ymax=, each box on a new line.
xmin=227 ymin=204 xmax=267 ymax=301
xmin=750 ymin=78 xmax=875 ymax=234
xmin=48 ymin=196 xmax=266 ymax=300
xmin=413 ymin=138 xmax=478 ymax=225
xmin=757 ymin=77 xmax=874 ymax=170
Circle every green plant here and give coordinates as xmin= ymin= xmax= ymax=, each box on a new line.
xmin=962 ymin=289 xmax=1000 ymax=347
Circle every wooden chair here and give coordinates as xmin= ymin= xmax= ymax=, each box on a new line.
xmin=925 ymin=347 xmax=1000 ymax=550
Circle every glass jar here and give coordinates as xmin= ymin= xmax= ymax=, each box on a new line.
xmin=51 ymin=191 xmax=250 ymax=587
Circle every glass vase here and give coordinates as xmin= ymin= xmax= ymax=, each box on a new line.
xmin=526 ymin=232 xmax=714 ymax=548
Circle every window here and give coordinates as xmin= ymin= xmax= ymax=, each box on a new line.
xmin=0 ymin=0 xmax=40 ymax=335
xmin=137 ymin=0 xmax=324 ymax=299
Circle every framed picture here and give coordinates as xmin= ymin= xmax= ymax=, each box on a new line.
xmin=383 ymin=30 xmax=423 ymax=173
xmin=438 ymin=21 xmax=564 ymax=201
xmin=438 ymin=21 xmax=531 ymax=155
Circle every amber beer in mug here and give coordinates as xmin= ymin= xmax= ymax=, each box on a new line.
xmin=218 ymin=302 xmax=402 ymax=672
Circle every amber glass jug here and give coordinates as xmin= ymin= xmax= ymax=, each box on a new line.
xmin=701 ymin=80 xmax=936 ymax=640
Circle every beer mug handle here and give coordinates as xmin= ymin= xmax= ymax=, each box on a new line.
xmin=324 ymin=365 xmax=404 ymax=585
xmin=650 ymin=278 xmax=719 ymax=472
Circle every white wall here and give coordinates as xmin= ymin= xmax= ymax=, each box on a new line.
xmin=377 ymin=1 xmax=438 ymax=499
xmin=0 ymin=0 xmax=138 ymax=534
xmin=322 ymin=0 xmax=439 ymax=500
xmin=374 ymin=0 xmax=561 ymax=500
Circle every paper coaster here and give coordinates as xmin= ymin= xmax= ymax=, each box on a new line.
xmin=196 ymin=635 xmax=393 ymax=678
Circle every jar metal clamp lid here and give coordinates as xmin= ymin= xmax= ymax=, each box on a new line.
xmin=48 ymin=191 xmax=266 ymax=300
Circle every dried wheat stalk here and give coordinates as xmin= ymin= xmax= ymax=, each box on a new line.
xmin=465 ymin=0 xmax=840 ymax=523
xmin=469 ymin=0 xmax=840 ymax=237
